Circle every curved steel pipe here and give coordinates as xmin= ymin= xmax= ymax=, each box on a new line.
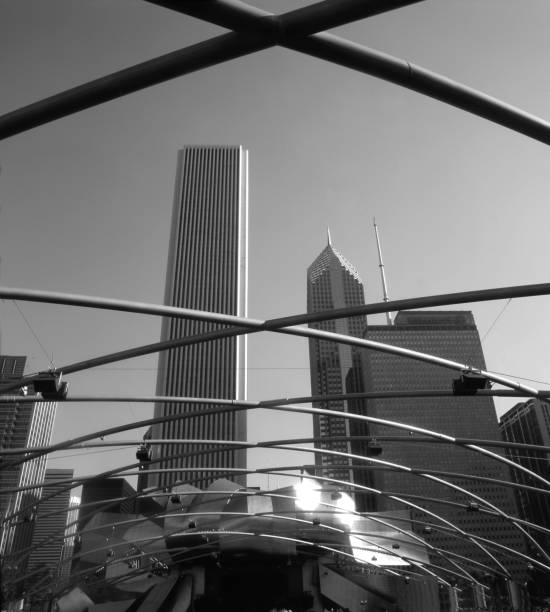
xmin=18 ymin=493 xmax=506 ymax=597
xmin=0 ymin=284 xmax=544 ymax=395
xmin=1 ymin=1 xmax=549 ymax=144
xmin=6 ymin=431 xmax=550 ymax=462
xmin=152 ymin=0 xmax=550 ymax=145
xmin=12 ymin=469 xmax=548 ymax=605
xmin=6 ymin=478 xmax=536 ymax=589
xmin=4 ymin=440 xmax=543 ymax=576
xmin=4 ymin=401 xmax=550 ymax=529
xmin=6 ymin=398 xmax=550 ymax=493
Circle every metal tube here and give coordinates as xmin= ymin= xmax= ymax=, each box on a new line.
xmin=1 ymin=283 xmax=546 ymax=394
xmin=0 ymin=31 xmax=271 ymax=140
xmin=0 ymin=0 xmax=420 ymax=141
xmin=151 ymin=0 xmax=550 ymax=145
xmin=1 ymin=1 xmax=549 ymax=144
xmin=4 ymin=431 xmax=546 ymax=572
xmin=12 ymin=486 xmax=509 ymax=597
xmin=0 ymin=388 xmax=547 ymax=407
xmin=4 ymin=280 xmax=550 ymax=328
xmin=12 ymin=470 xmax=548 ymax=602
xmin=146 ymin=0 xmax=424 ymax=39
xmin=5 ymin=398 xmax=550 ymax=506
xmin=7 ymin=434 xmax=550 ymax=457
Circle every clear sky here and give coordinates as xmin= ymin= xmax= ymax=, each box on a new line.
xmin=1 ymin=0 xmax=549 ymax=489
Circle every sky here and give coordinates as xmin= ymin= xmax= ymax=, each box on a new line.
xmin=1 ymin=0 xmax=549 ymax=490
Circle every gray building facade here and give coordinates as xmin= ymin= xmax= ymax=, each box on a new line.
xmin=359 ymin=311 xmax=527 ymax=582
xmin=150 ymin=146 xmax=248 ymax=490
xmin=499 ymin=399 xmax=550 ymax=549
xmin=0 ymin=356 xmax=57 ymax=558
xmin=26 ymin=468 xmax=74 ymax=588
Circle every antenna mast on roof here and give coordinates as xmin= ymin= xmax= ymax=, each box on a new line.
xmin=373 ymin=218 xmax=393 ymax=326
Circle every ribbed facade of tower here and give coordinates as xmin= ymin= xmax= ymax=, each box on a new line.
xmin=361 ymin=311 xmax=527 ymax=580
xmin=59 ymin=496 xmax=81 ymax=580
xmin=0 ymin=356 xmax=57 ymax=559
xmin=26 ymin=468 xmax=74 ymax=584
xmin=150 ymin=146 xmax=248 ymax=490
xmin=0 ymin=356 xmax=29 ymax=520
xmin=306 ymin=241 xmax=366 ymax=483
xmin=499 ymin=399 xmax=550 ymax=550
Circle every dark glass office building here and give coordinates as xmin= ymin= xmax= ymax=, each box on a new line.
xmin=150 ymin=146 xmax=248 ymax=490
xmin=306 ymin=238 xmax=366 ymax=483
xmin=499 ymin=399 xmax=550 ymax=548
xmin=360 ymin=311 xmax=527 ymax=580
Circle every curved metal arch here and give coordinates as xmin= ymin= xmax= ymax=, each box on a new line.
xmin=17 ymin=436 xmax=550 ymax=561
xmin=3 ymin=281 xmax=550 ymax=346
xmin=362 ymin=485 xmax=550 ymax=546
xmin=19 ymin=486 xmax=525 ymax=603
xmin=350 ymin=462 xmax=550 ymax=503
xmin=4 ymin=396 xmax=550 ymax=499
xmin=12 ymin=434 xmax=550 ymax=499
xmin=5 ymin=454 xmax=546 ymax=584
xmin=5 ymin=411 xmax=550 ymax=584
xmin=2 ymin=386 xmax=549 ymax=416
xmin=152 ymin=0 xmax=550 ymax=147
xmin=267 ymin=443 xmax=550 ymax=566
xmin=4 ymin=406 xmax=546 ymax=556
xmin=1 ymin=1 xmax=549 ymax=144
xmin=4 ymin=458 xmax=529 ymax=583
xmin=23 ymin=518 xmax=417 ymax=600
xmin=5 ymin=485 xmax=505 ymax=592
xmin=3 ymin=469 xmax=512 ymax=588
xmin=51 ymin=531 xmax=407 ymax=602
xmin=0 ymin=285 xmax=542 ymax=395
xmin=8 ymin=428 xmax=550 ymax=460
xmin=24 ymin=499 xmax=495 ymax=599
xmin=13 ymin=469 xmax=547 ymax=606
xmin=5 ymin=428 xmax=549 ymax=560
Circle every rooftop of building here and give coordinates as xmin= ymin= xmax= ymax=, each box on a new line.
xmin=366 ymin=310 xmax=477 ymax=330
xmin=307 ymin=242 xmax=362 ymax=285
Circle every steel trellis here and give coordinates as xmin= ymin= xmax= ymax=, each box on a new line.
xmin=2 ymin=3 xmax=550 ymax=605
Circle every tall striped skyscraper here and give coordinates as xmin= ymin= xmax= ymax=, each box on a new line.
xmin=27 ymin=468 xmax=74 ymax=582
xmin=306 ymin=236 xmax=366 ymax=483
xmin=150 ymin=146 xmax=248 ymax=490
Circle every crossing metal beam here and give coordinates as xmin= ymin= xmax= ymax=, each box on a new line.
xmin=1 ymin=1 xmax=549 ymax=144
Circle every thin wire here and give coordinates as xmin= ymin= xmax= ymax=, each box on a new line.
xmin=47 ymin=447 xmax=129 ymax=460
xmin=490 ymin=371 xmax=550 ymax=387
xmin=12 ymin=300 xmax=54 ymax=368
xmin=480 ymin=298 xmax=512 ymax=343
xmin=465 ymin=298 xmax=512 ymax=368
xmin=93 ymin=366 xmax=310 ymax=371
xmin=128 ymin=402 xmax=138 ymax=423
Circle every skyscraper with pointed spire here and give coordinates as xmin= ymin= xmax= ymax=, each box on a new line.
xmin=306 ymin=234 xmax=366 ymax=483
xmin=149 ymin=146 xmax=248 ymax=490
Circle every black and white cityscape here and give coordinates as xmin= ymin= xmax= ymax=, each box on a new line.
xmin=1 ymin=2 xmax=550 ymax=612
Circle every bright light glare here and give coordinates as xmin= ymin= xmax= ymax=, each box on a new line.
xmin=350 ymin=535 xmax=410 ymax=567
xmin=294 ymin=478 xmax=321 ymax=511
xmin=334 ymin=492 xmax=356 ymax=528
